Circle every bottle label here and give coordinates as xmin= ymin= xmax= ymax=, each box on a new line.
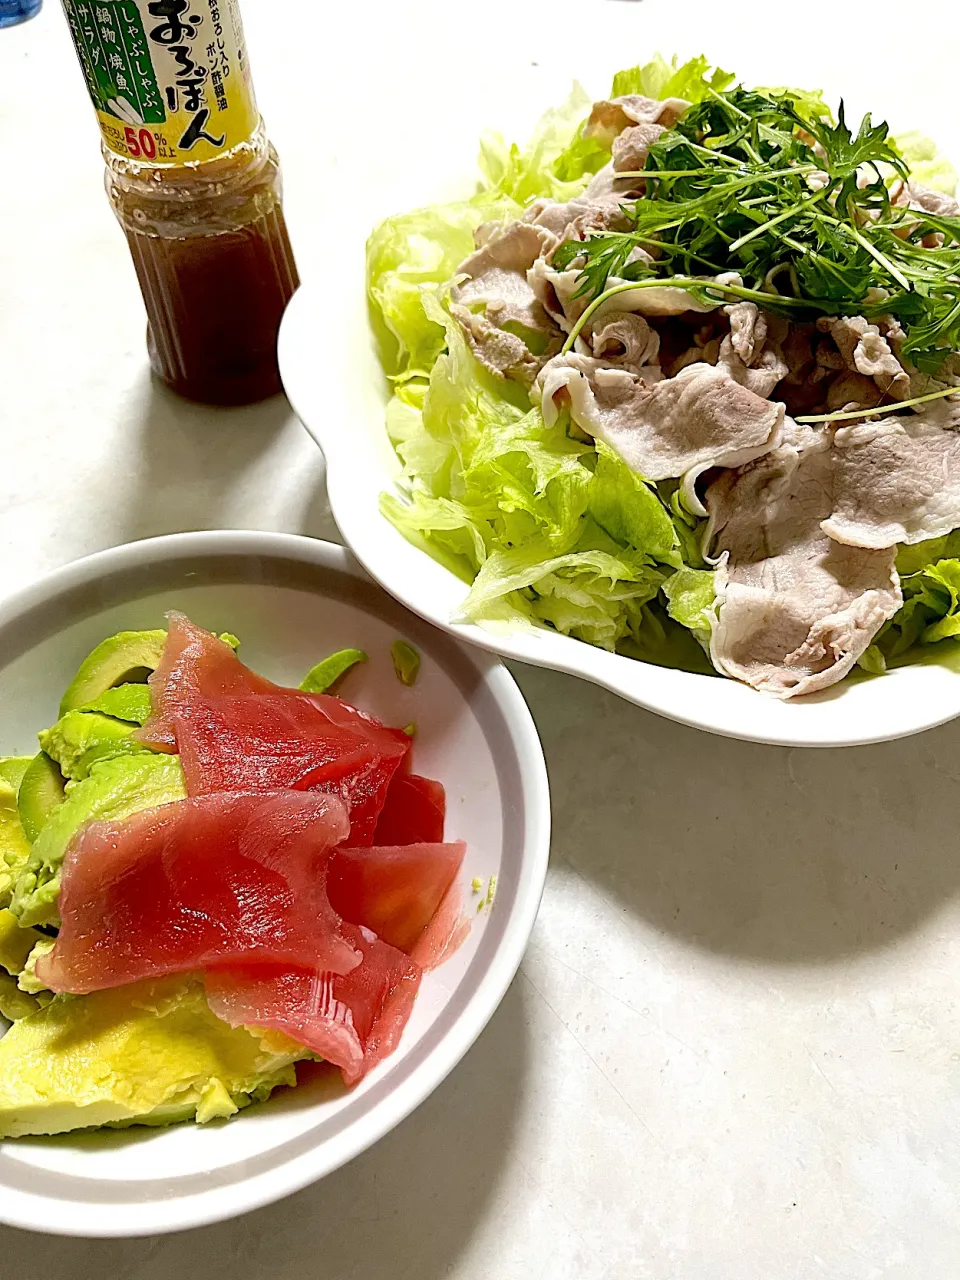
xmin=62 ymin=0 xmax=260 ymax=165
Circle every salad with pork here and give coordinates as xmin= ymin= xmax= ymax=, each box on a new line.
xmin=367 ymin=55 xmax=960 ymax=698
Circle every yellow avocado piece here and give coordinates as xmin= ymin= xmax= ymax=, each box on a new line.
xmin=0 ymin=909 xmax=44 ymax=976
xmin=0 ymin=978 xmax=310 ymax=1139
xmin=0 ymin=779 xmax=32 ymax=911
xmin=0 ymin=972 xmax=40 ymax=1022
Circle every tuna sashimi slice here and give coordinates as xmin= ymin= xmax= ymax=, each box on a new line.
xmin=173 ymin=695 xmax=378 ymax=796
xmin=139 ymin=613 xmax=277 ymax=751
xmin=328 ymin=842 xmax=466 ymax=955
xmin=287 ymin=694 xmax=412 ymax=844
xmin=373 ymin=773 xmax=446 ymax=845
xmin=205 ymin=923 xmax=422 ymax=1085
xmin=37 ymin=791 xmax=358 ymax=995
xmin=140 ymin=614 xmax=410 ymax=843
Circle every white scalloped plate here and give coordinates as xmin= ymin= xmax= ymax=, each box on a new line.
xmin=0 ymin=532 xmax=549 ymax=1236
xmin=278 ymin=22 xmax=960 ymax=748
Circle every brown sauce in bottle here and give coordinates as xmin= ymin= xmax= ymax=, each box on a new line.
xmin=109 ymin=127 xmax=299 ymax=405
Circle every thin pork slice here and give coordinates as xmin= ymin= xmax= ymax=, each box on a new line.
xmin=822 ymin=402 xmax=960 ymax=549
xmin=705 ymin=424 xmax=902 ymax=698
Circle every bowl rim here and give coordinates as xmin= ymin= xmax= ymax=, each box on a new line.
xmin=0 ymin=530 xmax=551 ymax=1237
xmin=279 ymin=283 xmax=960 ymax=751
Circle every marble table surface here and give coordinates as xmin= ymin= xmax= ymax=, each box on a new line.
xmin=1 ymin=1 xmax=959 ymax=1275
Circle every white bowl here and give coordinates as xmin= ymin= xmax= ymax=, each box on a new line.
xmin=0 ymin=531 xmax=550 ymax=1237
xmin=282 ymin=113 xmax=960 ymax=753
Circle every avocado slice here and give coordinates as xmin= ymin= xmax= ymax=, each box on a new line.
xmin=0 ymin=775 xmax=32 ymax=910
xmin=300 ymin=648 xmax=368 ymax=694
xmin=12 ymin=753 xmax=187 ymax=929
xmin=0 ymin=972 xmax=40 ymax=1023
xmin=39 ymin=709 xmax=150 ymax=783
xmin=16 ymin=752 xmax=66 ymax=844
xmin=0 ymin=978 xmax=310 ymax=1138
xmin=17 ymin=938 xmax=54 ymax=994
xmin=0 ymin=757 xmax=31 ymax=792
xmin=0 ymin=909 xmax=44 ymax=976
xmin=79 ymin=683 xmax=154 ymax=726
xmin=58 ymin=630 xmax=168 ymax=718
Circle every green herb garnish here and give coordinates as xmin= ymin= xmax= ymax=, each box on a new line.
xmin=554 ymin=87 xmax=960 ymax=373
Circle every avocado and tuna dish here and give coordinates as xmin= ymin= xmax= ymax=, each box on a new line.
xmin=0 ymin=614 xmax=465 ymax=1139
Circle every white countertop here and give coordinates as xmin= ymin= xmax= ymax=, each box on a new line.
xmin=2 ymin=2 xmax=960 ymax=1275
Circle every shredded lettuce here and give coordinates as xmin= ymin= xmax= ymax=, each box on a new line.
xmin=376 ymin=294 xmax=680 ymax=649
xmin=478 ymin=85 xmax=602 ymax=203
xmin=662 ymin=567 xmax=716 ymax=651
xmin=367 ymin=195 xmax=520 ymax=378
xmin=862 ymin=539 xmax=960 ymax=671
xmin=610 ymin=54 xmax=734 ymax=103
xmin=895 ymin=130 xmax=958 ymax=196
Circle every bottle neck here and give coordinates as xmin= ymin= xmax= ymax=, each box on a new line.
xmin=103 ymin=120 xmax=269 ymax=199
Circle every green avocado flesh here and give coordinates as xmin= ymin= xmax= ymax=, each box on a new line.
xmin=16 ymin=752 xmax=66 ymax=845
xmin=0 ymin=908 xmax=44 ymax=976
xmin=0 ymin=757 xmax=31 ymax=792
xmin=79 ymin=683 xmax=154 ymax=726
xmin=0 ymin=775 xmax=33 ymax=911
xmin=11 ymin=753 xmax=186 ymax=928
xmin=0 ymin=972 xmax=41 ymax=1022
xmin=0 ymin=979 xmax=310 ymax=1138
xmin=58 ymin=630 xmax=168 ymax=718
xmin=39 ymin=709 xmax=151 ymax=782
xmin=299 ymin=648 xmax=368 ymax=694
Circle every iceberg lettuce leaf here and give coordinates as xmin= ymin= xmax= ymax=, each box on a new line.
xmin=662 ymin=567 xmax=716 ymax=650
xmin=611 ymin=55 xmax=734 ymax=104
xmin=479 ymin=85 xmax=600 ymax=203
xmin=895 ymin=130 xmax=958 ymax=196
xmin=366 ymin=194 xmax=520 ymax=378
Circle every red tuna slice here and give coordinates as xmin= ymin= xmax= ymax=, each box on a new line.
xmin=37 ymin=791 xmax=358 ymax=995
xmin=173 ymin=695 xmax=409 ymax=844
xmin=139 ymin=612 xmax=278 ymax=751
xmin=373 ymin=773 xmax=446 ymax=845
xmin=410 ymin=878 xmax=471 ymax=972
xmin=301 ymin=696 xmax=412 ymax=845
xmin=173 ymin=694 xmax=378 ymax=796
xmin=140 ymin=615 xmax=410 ymax=843
xmin=205 ymin=922 xmax=422 ymax=1086
xmin=328 ymin=842 xmax=466 ymax=955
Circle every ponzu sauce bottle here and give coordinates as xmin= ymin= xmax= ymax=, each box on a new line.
xmin=62 ymin=0 xmax=299 ymax=405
